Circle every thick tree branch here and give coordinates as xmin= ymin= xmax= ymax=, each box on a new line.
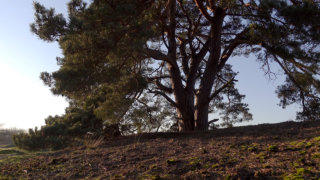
xmin=155 ymin=80 xmax=173 ymax=93
xmin=196 ymin=38 xmax=211 ymax=61
xmin=208 ymin=118 xmax=219 ymax=125
xmin=218 ymin=28 xmax=249 ymax=69
xmin=166 ymin=0 xmax=185 ymax=106
xmin=147 ymin=75 xmax=170 ymax=81
xmin=196 ymin=7 xmax=226 ymax=108
xmin=143 ymin=48 xmax=171 ymax=63
xmin=148 ymin=90 xmax=177 ymax=107
xmin=185 ymin=38 xmax=211 ymax=91
xmin=147 ymin=75 xmax=173 ymax=93
xmin=178 ymin=38 xmax=190 ymax=75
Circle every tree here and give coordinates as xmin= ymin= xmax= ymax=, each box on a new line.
xmin=32 ymin=0 xmax=320 ymax=132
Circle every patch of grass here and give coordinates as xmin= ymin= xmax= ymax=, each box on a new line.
xmin=0 ymin=148 xmax=25 ymax=155
xmin=0 ymin=144 xmax=15 ymax=148
xmin=283 ymin=168 xmax=312 ymax=180
xmin=0 ymin=154 xmax=33 ymax=164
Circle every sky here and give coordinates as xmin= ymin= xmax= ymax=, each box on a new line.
xmin=0 ymin=1 xmax=299 ymax=129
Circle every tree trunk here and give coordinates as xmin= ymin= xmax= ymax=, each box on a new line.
xmin=177 ymin=92 xmax=195 ymax=132
xmin=177 ymin=97 xmax=210 ymax=131
xmin=195 ymin=104 xmax=209 ymax=131
xmin=177 ymin=109 xmax=194 ymax=131
xmin=194 ymin=94 xmax=209 ymax=131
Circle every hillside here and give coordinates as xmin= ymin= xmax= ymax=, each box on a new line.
xmin=1 ymin=121 xmax=320 ymax=179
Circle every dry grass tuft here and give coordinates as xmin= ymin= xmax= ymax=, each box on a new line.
xmin=83 ymin=135 xmax=105 ymax=149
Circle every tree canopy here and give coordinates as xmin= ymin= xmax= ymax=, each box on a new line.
xmin=32 ymin=0 xmax=320 ymax=132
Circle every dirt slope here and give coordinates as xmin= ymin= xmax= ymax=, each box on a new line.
xmin=1 ymin=121 xmax=320 ymax=179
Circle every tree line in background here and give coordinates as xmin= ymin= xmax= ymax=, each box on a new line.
xmin=13 ymin=0 xmax=320 ymax=150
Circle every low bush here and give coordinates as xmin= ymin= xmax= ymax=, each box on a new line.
xmin=13 ymin=106 xmax=105 ymax=151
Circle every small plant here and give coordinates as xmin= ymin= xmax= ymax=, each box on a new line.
xmin=188 ymin=157 xmax=201 ymax=165
xmin=188 ymin=157 xmax=202 ymax=170
xmin=296 ymin=168 xmax=310 ymax=176
xmin=247 ymin=143 xmax=259 ymax=152
xmin=166 ymin=159 xmax=179 ymax=165
xmin=285 ymin=145 xmax=299 ymax=151
xmin=305 ymin=142 xmax=313 ymax=148
xmin=283 ymin=168 xmax=312 ymax=179
xmin=256 ymin=152 xmax=266 ymax=163
xmin=203 ymin=163 xmax=211 ymax=169
xmin=290 ymin=141 xmax=299 ymax=146
xmin=312 ymin=152 xmax=320 ymax=159
xmin=312 ymin=136 xmax=320 ymax=142
xmin=211 ymin=163 xmax=219 ymax=169
xmin=292 ymin=162 xmax=300 ymax=167
xmin=240 ymin=145 xmax=247 ymax=151
xmin=262 ymin=163 xmax=271 ymax=168
xmin=296 ymin=141 xmax=305 ymax=148
xmin=267 ymin=145 xmax=278 ymax=152
xmin=299 ymin=150 xmax=306 ymax=155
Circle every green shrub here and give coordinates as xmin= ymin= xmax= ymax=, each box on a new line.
xmin=13 ymin=126 xmax=70 ymax=151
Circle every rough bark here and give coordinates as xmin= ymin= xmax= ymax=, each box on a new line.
xmin=194 ymin=96 xmax=209 ymax=131
xmin=194 ymin=8 xmax=225 ymax=131
xmin=177 ymin=91 xmax=195 ymax=131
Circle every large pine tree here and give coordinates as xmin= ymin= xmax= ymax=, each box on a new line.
xmin=32 ymin=0 xmax=320 ymax=132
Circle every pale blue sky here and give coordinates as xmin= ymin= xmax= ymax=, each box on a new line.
xmin=0 ymin=0 xmax=299 ymax=129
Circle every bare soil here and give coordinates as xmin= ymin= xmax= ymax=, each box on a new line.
xmin=1 ymin=121 xmax=320 ymax=179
